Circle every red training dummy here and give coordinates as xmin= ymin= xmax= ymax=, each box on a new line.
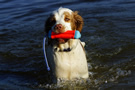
xmin=48 ymin=30 xmax=81 ymax=39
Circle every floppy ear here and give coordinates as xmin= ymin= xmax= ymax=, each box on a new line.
xmin=73 ymin=11 xmax=84 ymax=32
xmin=44 ymin=15 xmax=56 ymax=34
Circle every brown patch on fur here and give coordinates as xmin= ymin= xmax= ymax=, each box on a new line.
xmin=64 ymin=12 xmax=71 ymax=23
xmin=71 ymin=11 xmax=84 ymax=32
xmin=45 ymin=15 xmax=56 ymax=33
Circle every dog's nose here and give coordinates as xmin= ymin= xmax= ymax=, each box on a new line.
xmin=54 ymin=24 xmax=64 ymax=33
xmin=55 ymin=24 xmax=62 ymax=30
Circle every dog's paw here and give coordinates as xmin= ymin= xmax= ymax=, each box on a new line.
xmin=59 ymin=42 xmax=70 ymax=51
xmin=81 ymin=42 xmax=85 ymax=47
xmin=54 ymin=39 xmax=79 ymax=52
xmin=68 ymin=39 xmax=78 ymax=50
xmin=54 ymin=42 xmax=69 ymax=51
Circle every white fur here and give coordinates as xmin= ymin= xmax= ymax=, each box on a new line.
xmin=52 ymin=7 xmax=73 ymax=32
xmin=46 ymin=39 xmax=89 ymax=80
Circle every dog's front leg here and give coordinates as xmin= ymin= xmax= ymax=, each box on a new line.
xmin=68 ymin=39 xmax=79 ymax=50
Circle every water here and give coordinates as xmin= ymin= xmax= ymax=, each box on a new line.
xmin=0 ymin=0 xmax=135 ymax=89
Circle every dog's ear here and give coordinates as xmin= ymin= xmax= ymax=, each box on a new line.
xmin=73 ymin=11 xmax=84 ymax=32
xmin=44 ymin=15 xmax=56 ymax=34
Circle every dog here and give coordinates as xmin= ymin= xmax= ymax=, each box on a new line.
xmin=44 ymin=7 xmax=88 ymax=81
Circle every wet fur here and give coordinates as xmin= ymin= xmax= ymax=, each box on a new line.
xmin=44 ymin=7 xmax=88 ymax=81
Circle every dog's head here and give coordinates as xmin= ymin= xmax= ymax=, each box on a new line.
xmin=45 ymin=7 xmax=83 ymax=43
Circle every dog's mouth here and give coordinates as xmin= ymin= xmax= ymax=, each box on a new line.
xmin=57 ymin=38 xmax=69 ymax=44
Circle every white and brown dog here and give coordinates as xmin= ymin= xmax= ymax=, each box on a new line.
xmin=45 ymin=7 xmax=88 ymax=81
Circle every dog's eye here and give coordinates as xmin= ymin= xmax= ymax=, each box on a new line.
xmin=65 ymin=18 xmax=70 ymax=22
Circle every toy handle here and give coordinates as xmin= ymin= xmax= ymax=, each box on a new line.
xmin=74 ymin=30 xmax=81 ymax=39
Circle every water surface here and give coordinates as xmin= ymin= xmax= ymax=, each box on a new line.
xmin=0 ymin=0 xmax=135 ymax=89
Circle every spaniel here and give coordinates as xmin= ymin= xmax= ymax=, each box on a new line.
xmin=44 ymin=7 xmax=88 ymax=82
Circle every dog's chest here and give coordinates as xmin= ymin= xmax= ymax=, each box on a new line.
xmin=46 ymin=40 xmax=88 ymax=79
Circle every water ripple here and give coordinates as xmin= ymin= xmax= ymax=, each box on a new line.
xmin=0 ymin=0 xmax=135 ymax=89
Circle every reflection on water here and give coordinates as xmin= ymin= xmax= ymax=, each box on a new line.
xmin=0 ymin=0 xmax=135 ymax=89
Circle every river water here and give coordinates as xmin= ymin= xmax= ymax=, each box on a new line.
xmin=0 ymin=0 xmax=135 ymax=89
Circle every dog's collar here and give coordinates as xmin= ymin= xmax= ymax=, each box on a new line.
xmin=54 ymin=47 xmax=71 ymax=52
xmin=63 ymin=48 xmax=71 ymax=52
